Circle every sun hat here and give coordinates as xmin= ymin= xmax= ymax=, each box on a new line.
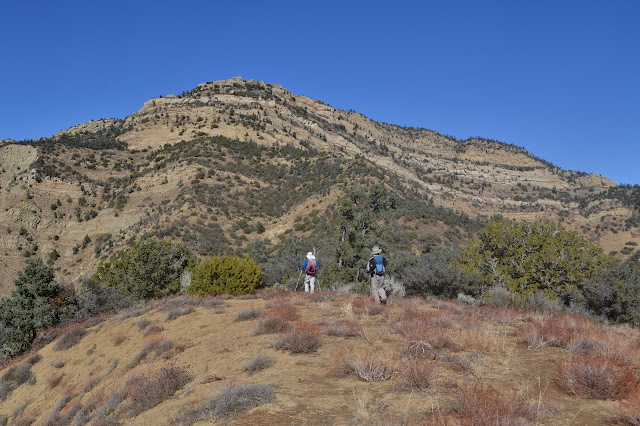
xmin=307 ymin=252 xmax=314 ymax=259
xmin=372 ymin=246 xmax=382 ymax=255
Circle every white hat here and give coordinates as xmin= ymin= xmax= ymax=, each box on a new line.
xmin=306 ymin=252 xmax=314 ymax=259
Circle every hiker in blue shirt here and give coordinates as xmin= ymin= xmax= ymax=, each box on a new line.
xmin=366 ymin=246 xmax=388 ymax=304
xmin=301 ymin=252 xmax=319 ymax=294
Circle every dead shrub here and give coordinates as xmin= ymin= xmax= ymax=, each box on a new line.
xmin=10 ymin=415 xmax=35 ymax=426
xmin=308 ymin=292 xmax=335 ymax=302
xmin=449 ymin=382 xmax=531 ymax=425
xmin=154 ymin=295 xmax=200 ymax=311
xmin=81 ymin=374 xmax=103 ymax=393
xmin=121 ymin=366 xmax=189 ymax=417
xmin=243 ymin=353 xmax=275 ymax=375
xmin=127 ymin=338 xmax=183 ymax=369
xmin=187 ymin=382 xmax=275 ymax=421
xmin=235 ymin=308 xmax=265 ymax=322
xmin=402 ymin=328 xmax=462 ymax=358
xmin=265 ymin=300 xmax=299 ymax=321
xmin=47 ymin=374 xmax=64 ymax=389
xmin=554 ymin=352 xmax=639 ymax=400
xmin=399 ymin=358 xmax=438 ymax=390
xmin=351 ymin=297 xmax=385 ymax=315
xmin=334 ymin=352 xmax=393 ymax=382
xmin=440 ymin=354 xmax=473 ymax=373
xmin=618 ymin=391 xmax=640 ymax=425
xmin=42 ymin=392 xmax=77 ymax=426
xmin=518 ymin=313 xmax=605 ymax=350
xmin=320 ymin=319 xmax=363 ymax=338
xmin=136 ymin=317 xmax=152 ymax=331
xmin=143 ymin=323 xmax=164 ymax=336
xmin=0 ymin=362 xmax=35 ymax=401
xmin=254 ymin=316 xmax=290 ymax=335
xmin=390 ymin=307 xmax=438 ymax=335
xmin=53 ymin=323 xmax=87 ymax=351
xmin=259 ymin=288 xmax=291 ymax=300
xmin=112 ymin=333 xmax=127 ymax=346
xmin=165 ymin=306 xmax=195 ymax=321
xmin=272 ymin=322 xmax=321 ymax=353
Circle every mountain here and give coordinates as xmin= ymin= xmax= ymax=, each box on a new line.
xmin=1 ymin=77 xmax=639 ymax=293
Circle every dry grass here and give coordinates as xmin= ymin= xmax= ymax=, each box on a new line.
xmin=350 ymin=296 xmax=385 ymax=315
xmin=398 ymin=358 xmax=438 ymax=391
xmin=243 ymin=353 xmax=275 ymax=375
xmin=53 ymin=323 xmax=87 ymax=351
xmin=234 ymin=307 xmax=264 ymax=322
xmin=181 ymin=381 xmax=275 ymax=423
xmin=264 ymin=299 xmax=300 ymax=321
xmin=121 ymin=366 xmax=189 ymax=417
xmin=334 ymin=352 xmax=394 ymax=382
xmin=127 ymin=338 xmax=183 ymax=370
xmin=0 ymin=361 xmax=35 ymax=401
xmin=112 ymin=332 xmax=127 ymax=346
xmin=272 ymin=322 xmax=321 ymax=353
xmin=254 ymin=315 xmax=290 ymax=335
xmin=319 ymin=318 xmax=363 ymax=338
xmin=444 ymin=382 xmax=533 ymax=425
xmin=165 ymin=306 xmax=195 ymax=321
xmin=47 ymin=374 xmax=64 ymax=389
xmin=3 ymin=289 xmax=640 ymax=424
xmin=618 ymin=391 xmax=640 ymax=425
xmin=554 ymin=352 xmax=639 ymax=400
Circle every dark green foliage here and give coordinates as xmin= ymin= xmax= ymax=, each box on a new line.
xmin=583 ymin=253 xmax=640 ymax=325
xmin=456 ymin=218 xmax=612 ymax=303
xmin=0 ymin=259 xmax=61 ymax=356
xmin=330 ymin=183 xmax=397 ymax=284
xmin=393 ymin=246 xmax=486 ymax=298
xmin=73 ymin=278 xmax=134 ymax=320
xmin=94 ymin=238 xmax=195 ymax=300
xmin=188 ymin=256 xmax=263 ymax=296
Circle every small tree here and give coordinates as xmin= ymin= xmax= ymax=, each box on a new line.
xmin=188 ymin=256 xmax=263 ymax=296
xmin=0 ymin=259 xmax=61 ymax=355
xmin=455 ymin=218 xmax=612 ymax=303
xmin=94 ymin=238 xmax=195 ymax=300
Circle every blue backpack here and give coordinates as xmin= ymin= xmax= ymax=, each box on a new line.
xmin=373 ymin=255 xmax=385 ymax=275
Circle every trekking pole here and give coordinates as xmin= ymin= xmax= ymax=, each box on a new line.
xmin=294 ymin=269 xmax=303 ymax=291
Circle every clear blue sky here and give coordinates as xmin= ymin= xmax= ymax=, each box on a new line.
xmin=2 ymin=1 xmax=638 ymax=184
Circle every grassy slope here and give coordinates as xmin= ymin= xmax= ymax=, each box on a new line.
xmin=1 ymin=290 xmax=638 ymax=424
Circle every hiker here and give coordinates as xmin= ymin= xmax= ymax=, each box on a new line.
xmin=301 ymin=252 xmax=320 ymax=294
xmin=366 ymin=246 xmax=388 ymax=304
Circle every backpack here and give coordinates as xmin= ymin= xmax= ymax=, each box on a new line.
xmin=373 ymin=255 xmax=385 ymax=275
xmin=305 ymin=258 xmax=318 ymax=275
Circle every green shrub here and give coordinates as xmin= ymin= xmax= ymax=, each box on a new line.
xmin=188 ymin=256 xmax=263 ymax=296
xmin=455 ymin=218 xmax=612 ymax=303
xmin=94 ymin=238 xmax=195 ymax=300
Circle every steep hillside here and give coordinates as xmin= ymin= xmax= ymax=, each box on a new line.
xmin=1 ymin=291 xmax=638 ymax=424
xmin=1 ymin=77 xmax=639 ymax=292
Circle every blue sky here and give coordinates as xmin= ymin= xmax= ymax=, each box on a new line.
xmin=2 ymin=1 xmax=638 ymax=184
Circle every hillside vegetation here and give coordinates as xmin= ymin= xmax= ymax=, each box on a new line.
xmin=1 ymin=290 xmax=640 ymax=424
xmin=1 ymin=77 xmax=639 ymax=293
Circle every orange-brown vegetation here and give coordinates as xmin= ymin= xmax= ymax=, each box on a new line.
xmin=0 ymin=290 xmax=639 ymax=424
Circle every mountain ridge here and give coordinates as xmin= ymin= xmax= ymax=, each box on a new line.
xmin=0 ymin=77 xmax=638 ymax=291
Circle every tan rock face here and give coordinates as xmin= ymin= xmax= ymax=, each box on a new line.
xmin=0 ymin=77 xmax=637 ymax=290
